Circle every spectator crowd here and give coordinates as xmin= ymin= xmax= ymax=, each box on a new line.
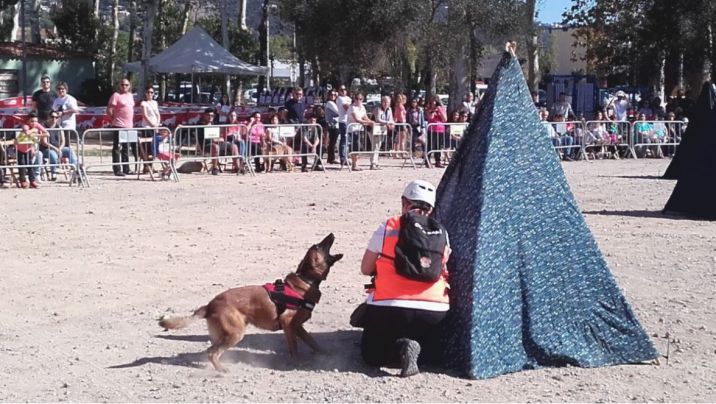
xmin=0 ymin=75 xmax=691 ymax=189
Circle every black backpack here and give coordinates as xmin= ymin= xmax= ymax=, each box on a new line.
xmin=393 ymin=211 xmax=448 ymax=282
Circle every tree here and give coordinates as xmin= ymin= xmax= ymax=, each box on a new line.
xmin=563 ymin=0 xmax=716 ymax=98
xmin=108 ymin=0 xmax=119 ymax=85
xmin=0 ymin=0 xmax=21 ymax=41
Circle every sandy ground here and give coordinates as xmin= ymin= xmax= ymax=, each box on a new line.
xmin=0 ymin=158 xmax=714 ymax=403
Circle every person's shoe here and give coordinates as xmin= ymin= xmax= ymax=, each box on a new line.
xmin=313 ymin=164 xmax=324 ymax=171
xmin=123 ymin=170 xmax=134 ymax=175
xmin=114 ymin=171 xmax=126 ymax=177
xmin=50 ymin=173 xmax=57 ymax=181
xmin=397 ymin=338 xmax=421 ymax=377
xmin=30 ymin=180 xmax=40 ymax=189
xmin=434 ymin=162 xmax=444 ymax=168
xmin=563 ymin=155 xmax=574 ymax=162
xmin=211 ymin=167 xmax=220 ymax=176
xmin=301 ymin=165 xmax=309 ymax=173
xmin=370 ymin=163 xmax=380 ymax=170
xmin=340 ymin=159 xmax=348 ymax=166
xmin=20 ymin=181 xmax=29 ymax=189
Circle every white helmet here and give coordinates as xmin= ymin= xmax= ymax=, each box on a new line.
xmin=402 ymin=180 xmax=437 ymax=207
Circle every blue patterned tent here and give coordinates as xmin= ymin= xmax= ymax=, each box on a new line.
xmin=432 ymin=50 xmax=658 ymax=379
xmin=662 ymin=82 xmax=716 ymax=219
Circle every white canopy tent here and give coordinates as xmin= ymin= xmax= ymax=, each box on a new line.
xmin=124 ymin=26 xmax=268 ymax=76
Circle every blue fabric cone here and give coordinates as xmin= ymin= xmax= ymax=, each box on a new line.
xmin=432 ymin=51 xmax=658 ymax=379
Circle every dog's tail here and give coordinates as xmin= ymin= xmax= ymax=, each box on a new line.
xmin=158 ymin=306 xmax=207 ymax=330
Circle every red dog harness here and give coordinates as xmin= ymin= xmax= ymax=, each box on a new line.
xmin=263 ymin=279 xmax=316 ymax=316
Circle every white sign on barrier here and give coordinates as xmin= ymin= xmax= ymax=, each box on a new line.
xmin=278 ymin=126 xmax=295 ymax=139
xmin=450 ymin=124 xmax=467 ymax=137
xmin=203 ymin=127 xmax=221 ymax=139
xmin=118 ymin=130 xmax=138 ymax=143
xmin=372 ymin=125 xmax=387 ymax=136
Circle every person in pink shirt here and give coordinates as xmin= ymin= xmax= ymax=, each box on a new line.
xmin=246 ymin=111 xmax=267 ymax=172
xmin=106 ymin=78 xmax=136 ymax=176
xmin=425 ymin=96 xmax=447 ymax=167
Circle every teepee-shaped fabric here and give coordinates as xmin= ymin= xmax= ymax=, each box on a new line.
xmin=662 ymin=82 xmax=716 ymax=180
xmin=662 ymin=82 xmax=716 ymax=219
xmin=432 ymin=51 xmax=658 ymax=380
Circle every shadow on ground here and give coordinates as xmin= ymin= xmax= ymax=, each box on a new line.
xmin=599 ymin=175 xmax=671 ymax=180
xmin=583 ymin=209 xmax=694 ymax=220
xmin=109 ymin=329 xmax=390 ymax=376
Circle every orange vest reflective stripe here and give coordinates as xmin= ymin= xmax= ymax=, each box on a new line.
xmin=373 ymin=216 xmax=449 ymax=304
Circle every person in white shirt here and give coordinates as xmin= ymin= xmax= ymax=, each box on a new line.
xmin=139 ymin=86 xmax=162 ymax=174
xmin=461 ymin=92 xmax=475 ymax=117
xmin=324 ymin=90 xmax=340 ymax=164
xmin=606 ymin=90 xmax=631 ymax=122
xmin=550 ymin=92 xmax=575 ymax=120
xmin=370 ymin=95 xmax=394 ymax=169
xmin=51 ymin=81 xmax=79 ymax=131
xmin=347 ymin=92 xmax=374 ymax=171
xmin=336 ymin=85 xmax=352 ymax=165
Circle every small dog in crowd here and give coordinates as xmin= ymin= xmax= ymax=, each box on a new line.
xmin=262 ymin=143 xmax=295 ymax=173
xmin=159 ymin=233 xmax=342 ymax=372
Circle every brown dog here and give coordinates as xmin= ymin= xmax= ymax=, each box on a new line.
xmin=262 ymin=143 xmax=294 ymax=173
xmin=158 ymin=233 xmax=342 ymax=372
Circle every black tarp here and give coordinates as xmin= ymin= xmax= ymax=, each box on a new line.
xmin=663 ymin=82 xmax=716 ymax=219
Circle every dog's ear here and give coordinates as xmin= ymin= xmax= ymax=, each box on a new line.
xmin=329 ymin=254 xmax=343 ymax=265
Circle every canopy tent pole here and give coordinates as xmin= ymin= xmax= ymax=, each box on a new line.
xmin=191 ymin=70 xmax=194 ymax=104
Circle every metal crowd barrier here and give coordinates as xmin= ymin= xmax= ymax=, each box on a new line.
xmin=424 ymin=122 xmax=467 ymax=168
xmin=250 ymin=123 xmax=325 ymax=173
xmin=1 ymin=127 xmax=85 ymax=187
xmin=172 ymin=123 xmax=254 ymax=176
xmin=582 ymin=120 xmax=631 ymax=159
xmin=346 ymin=122 xmax=416 ymax=170
xmin=81 ymin=126 xmax=177 ymax=185
xmin=247 ymin=123 xmax=322 ymax=173
xmin=542 ymin=120 xmax=588 ymax=160
xmin=630 ymin=120 xmax=685 ymax=159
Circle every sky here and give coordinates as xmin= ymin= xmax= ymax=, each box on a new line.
xmin=537 ymin=0 xmax=572 ymax=24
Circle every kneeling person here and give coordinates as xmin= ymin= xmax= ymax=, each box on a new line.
xmin=359 ymin=179 xmax=450 ymax=377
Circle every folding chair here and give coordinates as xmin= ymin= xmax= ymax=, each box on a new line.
xmin=136 ymin=135 xmax=156 ymax=181
xmin=0 ymin=139 xmax=19 ymax=187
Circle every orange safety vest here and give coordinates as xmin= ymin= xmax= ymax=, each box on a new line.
xmin=373 ymin=216 xmax=450 ymax=304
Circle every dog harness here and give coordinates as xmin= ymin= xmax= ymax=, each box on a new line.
xmin=263 ymin=279 xmax=316 ymax=316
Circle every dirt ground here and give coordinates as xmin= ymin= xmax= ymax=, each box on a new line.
xmin=0 ymin=158 xmax=714 ymax=403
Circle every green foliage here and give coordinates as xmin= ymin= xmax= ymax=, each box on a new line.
xmin=0 ymin=0 xmax=19 ymax=41
xmin=49 ymin=0 xmax=131 ymax=105
xmin=153 ymin=0 xmax=187 ymax=50
xmin=563 ymin=0 xmax=716 ymax=91
xmin=194 ymin=17 xmax=260 ymax=64
xmin=270 ymin=34 xmax=293 ymax=61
